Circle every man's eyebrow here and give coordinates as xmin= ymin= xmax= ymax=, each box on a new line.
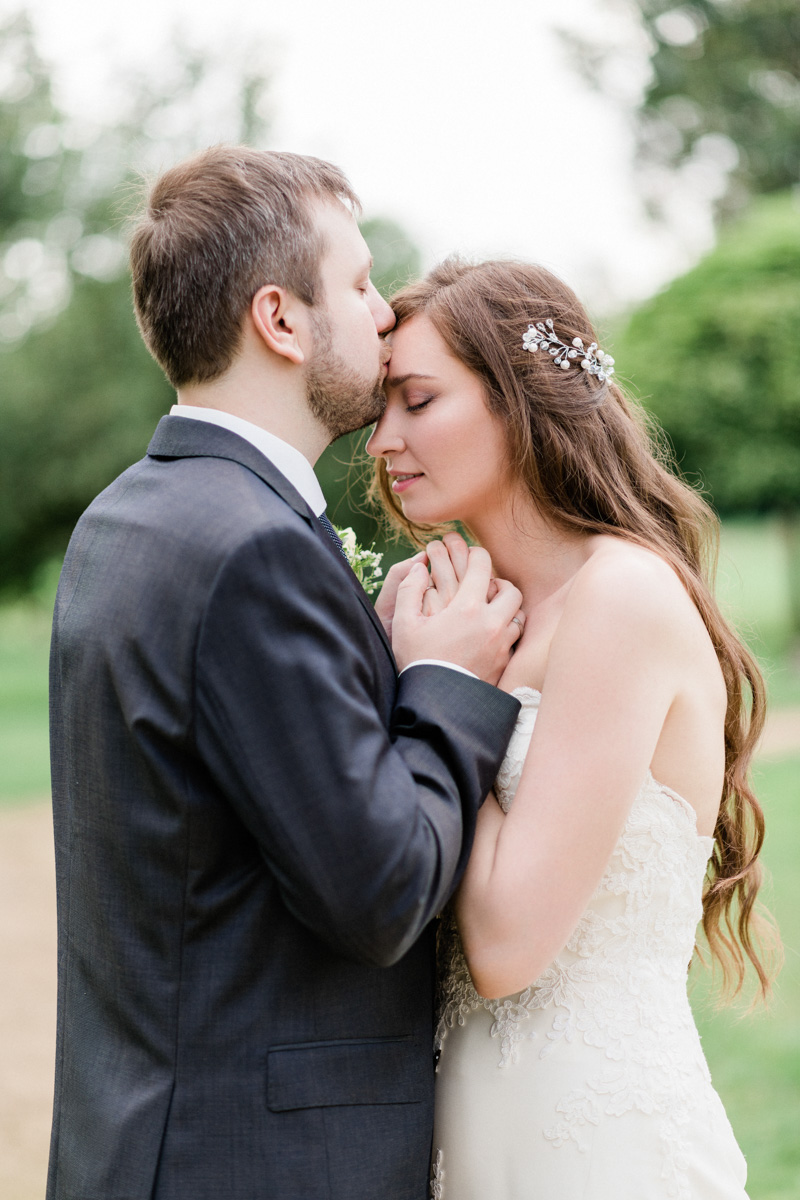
xmin=385 ymin=373 xmax=437 ymax=388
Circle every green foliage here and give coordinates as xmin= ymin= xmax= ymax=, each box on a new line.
xmin=0 ymin=13 xmax=83 ymax=340
xmin=638 ymin=0 xmax=800 ymax=209
xmin=563 ymin=1 xmax=800 ymax=221
xmin=359 ymin=216 xmax=421 ymax=300
xmin=0 ymin=13 xmax=77 ymax=231
xmin=0 ymin=274 xmax=173 ymax=586
xmin=615 ymin=192 xmax=800 ymax=515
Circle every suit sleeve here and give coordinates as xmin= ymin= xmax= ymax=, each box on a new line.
xmin=193 ymin=521 xmax=520 ymax=967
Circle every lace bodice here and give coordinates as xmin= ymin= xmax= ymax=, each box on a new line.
xmin=433 ymin=686 xmax=730 ymax=1200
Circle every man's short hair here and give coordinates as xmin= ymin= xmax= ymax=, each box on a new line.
xmin=129 ymin=146 xmax=360 ymax=388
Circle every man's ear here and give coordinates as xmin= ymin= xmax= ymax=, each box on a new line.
xmin=251 ymin=285 xmax=306 ymax=365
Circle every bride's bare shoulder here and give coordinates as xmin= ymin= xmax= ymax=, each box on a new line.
xmin=581 ymin=536 xmax=689 ymax=594
xmin=564 ymin=536 xmax=703 ymax=642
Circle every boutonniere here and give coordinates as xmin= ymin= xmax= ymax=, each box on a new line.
xmin=336 ymin=527 xmax=384 ymax=595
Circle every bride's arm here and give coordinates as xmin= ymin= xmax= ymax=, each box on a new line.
xmin=454 ymin=552 xmax=686 ymax=999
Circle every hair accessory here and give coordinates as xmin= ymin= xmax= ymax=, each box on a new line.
xmin=522 ymin=318 xmax=615 ymax=382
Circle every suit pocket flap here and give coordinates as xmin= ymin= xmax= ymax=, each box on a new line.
xmin=267 ymin=1036 xmax=427 ymax=1111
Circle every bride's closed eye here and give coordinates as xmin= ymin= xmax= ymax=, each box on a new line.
xmin=406 ymin=396 xmax=435 ymax=413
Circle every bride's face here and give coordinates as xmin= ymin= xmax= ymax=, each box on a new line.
xmin=366 ymin=315 xmax=513 ymax=529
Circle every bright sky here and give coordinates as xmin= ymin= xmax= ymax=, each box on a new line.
xmin=12 ymin=0 xmax=722 ymax=316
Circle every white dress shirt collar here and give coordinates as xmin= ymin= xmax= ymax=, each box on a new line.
xmin=169 ymin=404 xmax=327 ymax=517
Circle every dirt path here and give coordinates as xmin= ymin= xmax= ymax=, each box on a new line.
xmin=0 ymin=804 xmax=56 ymax=1200
xmin=2 ymin=712 xmax=800 ymax=1200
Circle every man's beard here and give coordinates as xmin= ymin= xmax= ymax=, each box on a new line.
xmin=305 ymin=310 xmax=386 ymax=442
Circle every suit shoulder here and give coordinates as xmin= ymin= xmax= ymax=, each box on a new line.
xmin=97 ymin=453 xmax=309 ymax=544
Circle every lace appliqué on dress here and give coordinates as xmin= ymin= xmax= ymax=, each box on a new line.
xmin=429 ymin=1148 xmax=444 ymax=1199
xmin=435 ymin=908 xmax=540 ymax=1068
xmin=434 ymin=686 xmax=717 ymax=1200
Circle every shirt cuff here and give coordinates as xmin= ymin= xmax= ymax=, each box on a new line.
xmin=399 ymin=659 xmax=478 ymax=680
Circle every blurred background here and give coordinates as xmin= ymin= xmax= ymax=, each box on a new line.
xmin=0 ymin=0 xmax=798 ymax=1196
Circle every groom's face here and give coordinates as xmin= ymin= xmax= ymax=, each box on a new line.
xmin=304 ymin=199 xmax=395 ymax=441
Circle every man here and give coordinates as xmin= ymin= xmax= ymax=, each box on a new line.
xmin=47 ymin=146 xmax=523 ymax=1200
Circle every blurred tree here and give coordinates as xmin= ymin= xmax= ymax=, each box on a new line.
xmin=561 ymin=0 xmax=800 ymax=222
xmin=0 ymin=12 xmax=82 ymax=341
xmin=615 ymin=191 xmax=800 ymax=630
xmin=359 ymin=216 xmax=421 ymax=300
xmin=0 ymin=275 xmax=172 ymax=585
xmin=636 ymin=0 xmax=800 ymax=218
xmin=0 ymin=12 xmax=422 ymax=591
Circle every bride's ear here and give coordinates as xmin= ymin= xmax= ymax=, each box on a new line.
xmin=251 ymin=285 xmax=306 ymax=365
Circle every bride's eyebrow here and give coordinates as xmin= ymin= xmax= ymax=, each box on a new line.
xmin=385 ymin=372 xmax=437 ymax=389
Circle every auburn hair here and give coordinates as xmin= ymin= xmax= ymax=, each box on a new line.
xmin=372 ymin=257 xmax=778 ymax=1001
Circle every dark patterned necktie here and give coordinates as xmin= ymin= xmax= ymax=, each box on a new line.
xmin=317 ymin=512 xmax=348 ymax=560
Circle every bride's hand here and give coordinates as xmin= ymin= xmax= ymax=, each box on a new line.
xmin=420 ymin=538 xmax=459 ymax=617
xmin=424 ymin=532 xmax=499 ymax=612
xmin=374 ymin=533 xmax=473 ymax=635
xmin=374 ymin=550 xmax=428 ymax=640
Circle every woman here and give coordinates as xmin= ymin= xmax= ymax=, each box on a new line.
xmin=366 ymin=259 xmax=777 ymax=1199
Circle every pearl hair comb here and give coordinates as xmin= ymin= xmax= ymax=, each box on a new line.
xmin=523 ymin=318 xmax=615 ymax=382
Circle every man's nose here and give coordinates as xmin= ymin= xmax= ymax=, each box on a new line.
xmin=369 ymin=283 xmax=395 ymax=334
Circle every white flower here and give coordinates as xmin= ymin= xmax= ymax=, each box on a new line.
xmin=339 ymin=527 xmax=357 ymax=556
xmin=335 ymin=527 xmax=384 ymax=595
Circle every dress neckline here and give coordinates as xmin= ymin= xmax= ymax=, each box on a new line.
xmin=507 ymin=685 xmax=714 ymax=848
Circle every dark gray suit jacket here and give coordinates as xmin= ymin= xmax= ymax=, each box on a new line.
xmin=47 ymin=416 xmax=520 ymax=1200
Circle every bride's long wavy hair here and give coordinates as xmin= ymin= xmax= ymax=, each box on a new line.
xmin=371 ymin=257 xmax=779 ymax=1001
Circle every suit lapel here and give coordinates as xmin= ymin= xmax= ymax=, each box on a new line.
xmin=148 ymin=416 xmax=396 ymax=669
xmin=310 ymin=519 xmax=395 ymax=665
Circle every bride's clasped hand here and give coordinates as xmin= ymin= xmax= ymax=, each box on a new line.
xmin=374 ymin=537 xmax=524 ymax=683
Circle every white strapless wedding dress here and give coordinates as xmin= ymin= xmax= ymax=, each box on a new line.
xmin=431 ymin=687 xmax=748 ymax=1200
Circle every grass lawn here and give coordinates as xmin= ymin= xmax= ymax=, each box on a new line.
xmin=717 ymin=517 xmax=800 ymax=706
xmin=0 ymin=598 xmax=51 ymax=804
xmin=692 ymin=755 xmax=800 ymax=1200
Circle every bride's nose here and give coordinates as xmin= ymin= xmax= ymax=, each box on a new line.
xmin=366 ymin=411 xmax=405 ymax=458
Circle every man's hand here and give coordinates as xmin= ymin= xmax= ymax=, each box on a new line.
xmin=391 ymin=533 xmax=524 ymax=685
xmin=374 ymin=549 xmax=429 ymax=642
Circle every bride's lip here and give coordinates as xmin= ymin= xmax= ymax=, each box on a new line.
xmin=390 ymin=473 xmax=423 ymax=493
